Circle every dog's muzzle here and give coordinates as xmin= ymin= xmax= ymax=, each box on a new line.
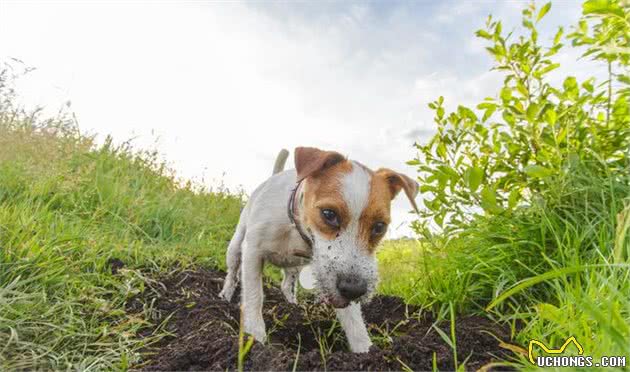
xmin=336 ymin=274 xmax=367 ymax=302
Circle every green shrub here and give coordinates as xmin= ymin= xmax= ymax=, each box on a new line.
xmin=407 ymin=0 xmax=630 ymax=365
xmin=409 ymin=1 xmax=629 ymax=235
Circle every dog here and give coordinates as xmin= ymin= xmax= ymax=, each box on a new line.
xmin=219 ymin=147 xmax=419 ymax=353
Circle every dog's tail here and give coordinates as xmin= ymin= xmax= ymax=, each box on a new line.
xmin=272 ymin=149 xmax=290 ymax=175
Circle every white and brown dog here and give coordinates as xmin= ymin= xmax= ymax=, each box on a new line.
xmin=219 ymin=147 xmax=419 ymax=353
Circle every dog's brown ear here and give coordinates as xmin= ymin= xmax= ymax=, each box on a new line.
xmin=295 ymin=147 xmax=346 ymax=181
xmin=375 ymin=168 xmax=420 ymax=214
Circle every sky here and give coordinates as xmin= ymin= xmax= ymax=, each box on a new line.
xmin=0 ymin=0 xmax=588 ymax=237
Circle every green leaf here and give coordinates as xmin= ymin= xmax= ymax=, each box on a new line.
xmin=544 ymin=109 xmax=557 ymax=125
xmin=563 ymin=76 xmax=578 ymax=91
xmin=553 ymin=27 xmax=564 ymax=45
xmin=500 ymin=87 xmax=512 ymax=102
xmin=467 ymin=166 xmax=483 ymax=192
xmin=424 ymin=198 xmax=441 ymax=212
xmin=534 ymin=63 xmax=560 ymax=78
xmin=583 ymin=0 xmax=624 ymax=17
xmin=485 ymin=264 xmax=629 ymax=311
xmin=524 ymin=164 xmax=553 ymax=178
xmin=536 ymin=303 xmax=563 ymax=323
xmin=537 ymin=2 xmax=551 ymax=22
xmin=526 ymin=103 xmax=540 ymax=122
xmin=563 ymin=76 xmax=579 ymax=99
xmin=432 ymin=325 xmax=455 ymax=349
xmin=545 ymin=43 xmax=563 ymax=57
xmin=476 ymin=102 xmax=496 ymax=110
xmin=556 ymin=127 xmax=567 ymax=143
xmin=502 ymin=111 xmax=515 ymax=126
xmin=482 ymin=105 xmax=496 ymax=122
xmin=435 ymin=213 xmax=445 ymax=227
xmin=508 ymin=189 xmax=520 ymax=209
xmin=516 ymin=82 xmax=529 ymax=97
xmin=494 ymin=21 xmax=502 ymax=37
xmin=440 ymin=165 xmax=459 ymax=181
xmin=436 ymin=142 xmax=447 ymax=159
xmin=475 ymin=29 xmax=492 ymax=39
xmin=618 ymin=75 xmax=630 ymax=85
xmin=436 ymin=107 xmax=445 ymax=119
xmin=480 ymin=186 xmax=499 ymax=214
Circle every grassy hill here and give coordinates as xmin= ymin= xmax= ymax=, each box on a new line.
xmin=0 ymin=111 xmax=243 ymax=368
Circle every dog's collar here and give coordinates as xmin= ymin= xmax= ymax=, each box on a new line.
xmin=288 ymin=179 xmax=313 ymax=255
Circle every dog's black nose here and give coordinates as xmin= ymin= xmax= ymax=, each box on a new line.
xmin=336 ymin=274 xmax=367 ymax=301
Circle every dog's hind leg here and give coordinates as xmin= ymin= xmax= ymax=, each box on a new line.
xmin=281 ymin=267 xmax=300 ymax=304
xmin=219 ymin=219 xmax=246 ymax=302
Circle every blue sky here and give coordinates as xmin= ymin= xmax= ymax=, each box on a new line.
xmin=0 ymin=1 xmax=588 ymax=237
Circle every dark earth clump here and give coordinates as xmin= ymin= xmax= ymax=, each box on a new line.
xmin=127 ymin=268 xmax=515 ymax=371
xmin=107 ymin=257 xmax=125 ymax=275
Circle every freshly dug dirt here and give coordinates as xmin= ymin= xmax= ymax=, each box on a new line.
xmin=128 ymin=268 xmax=514 ymax=371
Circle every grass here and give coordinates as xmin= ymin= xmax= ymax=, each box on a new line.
xmin=376 ymin=161 xmax=630 ymax=369
xmin=0 ymin=108 xmax=243 ymax=369
xmin=376 ymin=239 xmax=426 ymax=303
xmin=376 ymin=0 xmax=630 ymax=365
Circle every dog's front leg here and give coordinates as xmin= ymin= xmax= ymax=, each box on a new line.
xmin=241 ymin=247 xmax=267 ymax=343
xmin=335 ymin=302 xmax=372 ymax=353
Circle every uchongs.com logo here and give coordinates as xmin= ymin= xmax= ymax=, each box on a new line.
xmin=528 ymin=336 xmax=627 ymax=368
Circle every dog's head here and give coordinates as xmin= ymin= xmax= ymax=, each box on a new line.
xmin=295 ymin=147 xmax=419 ymax=308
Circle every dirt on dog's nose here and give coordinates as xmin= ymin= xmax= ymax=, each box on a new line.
xmin=336 ymin=274 xmax=367 ymax=301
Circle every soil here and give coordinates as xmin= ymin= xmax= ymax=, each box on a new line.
xmin=127 ymin=268 xmax=515 ymax=371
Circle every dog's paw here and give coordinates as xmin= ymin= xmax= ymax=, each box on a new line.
xmin=244 ymin=321 xmax=267 ymax=343
xmin=348 ymin=338 xmax=372 ymax=353
xmin=218 ymin=286 xmax=235 ymax=302
xmin=285 ymin=295 xmax=298 ymax=305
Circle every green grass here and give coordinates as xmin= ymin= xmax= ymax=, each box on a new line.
xmin=376 ymin=1 xmax=630 ymax=366
xmin=377 ymin=161 xmax=630 ymax=369
xmin=0 ymin=114 xmax=243 ymax=369
xmin=377 ymin=239 xmax=427 ymax=304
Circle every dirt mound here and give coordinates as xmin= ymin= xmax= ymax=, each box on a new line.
xmin=128 ymin=268 xmax=514 ymax=371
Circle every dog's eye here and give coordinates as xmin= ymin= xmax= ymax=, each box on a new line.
xmin=321 ymin=209 xmax=340 ymax=228
xmin=371 ymin=222 xmax=387 ymax=236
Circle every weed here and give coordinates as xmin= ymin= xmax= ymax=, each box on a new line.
xmin=237 ymin=306 xmax=255 ymax=372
